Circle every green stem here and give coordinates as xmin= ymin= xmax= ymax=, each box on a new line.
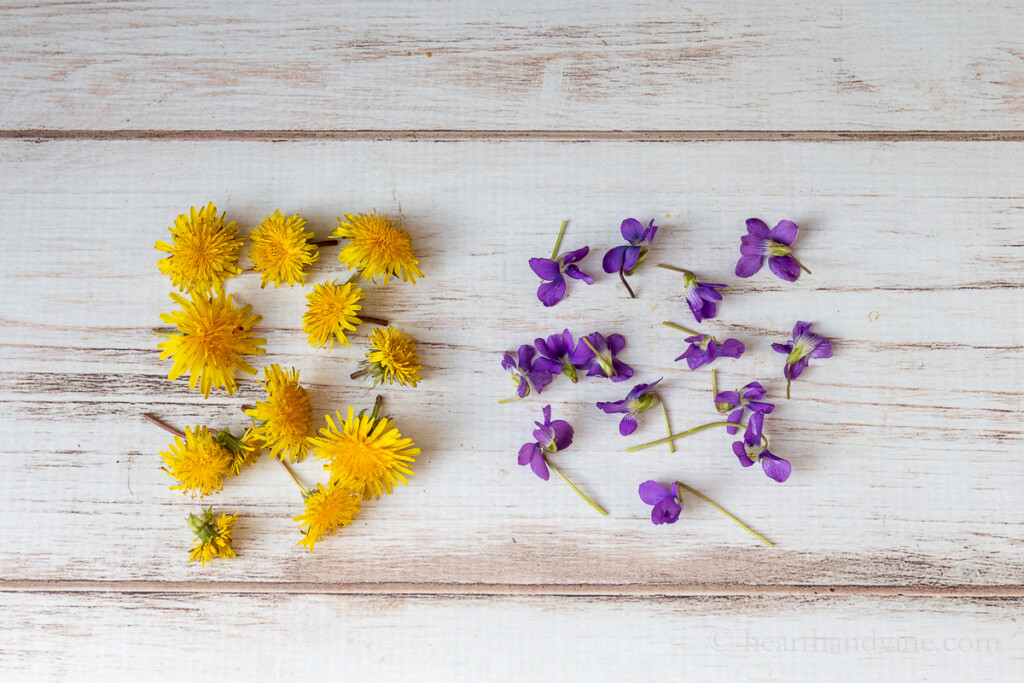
xmin=662 ymin=321 xmax=700 ymax=337
xmin=791 ymin=255 xmax=812 ymax=275
xmin=656 ymin=264 xmax=689 ymax=275
xmin=785 ymin=364 xmax=792 ymax=400
xmin=498 ymin=396 xmax=524 ymax=404
xmin=544 ymin=456 xmax=608 ymax=516
xmin=344 ymin=271 xmax=360 ymax=285
xmin=711 ymin=369 xmax=731 ymax=413
xmin=278 ymin=459 xmax=309 ymax=497
xmin=618 ymin=266 xmax=636 ymax=298
xmin=654 ymin=393 xmax=675 ymax=453
xmin=150 ymin=328 xmax=177 ymax=338
xmin=677 ymin=482 xmax=774 ymax=547
xmin=626 ymin=421 xmax=746 ymax=452
xmin=369 ymin=395 xmax=384 ymax=421
xmin=550 ymin=219 xmax=568 ymax=260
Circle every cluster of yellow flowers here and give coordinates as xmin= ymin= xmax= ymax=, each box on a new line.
xmin=151 ymin=202 xmax=425 ymax=564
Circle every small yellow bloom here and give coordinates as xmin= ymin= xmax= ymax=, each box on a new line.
xmin=158 ymin=291 xmax=266 ymax=398
xmin=310 ymin=406 xmax=420 ymax=499
xmin=245 ymin=365 xmax=313 ymax=462
xmin=187 ymin=508 xmax=238 ymax=566
xmin=161 ymin=426 xmax=234 ymax=497
xmin=248 ymin=210 xmax=318 ymax=288
xmin=302 ymin=279 xmax=364 ymax=349
xmin=156 ymin=202 xmax=243 ymax=293
xmin=294 ymin=481 xmax=361 ymax=552
xmin=359 ymin=326 xmax=422 ymax=387
xmin=332 ymin=211 xmax=424 ymax=284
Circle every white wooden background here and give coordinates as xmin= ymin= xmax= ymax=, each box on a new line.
xmin=1 ymin=2 xmax=1023 ymax=680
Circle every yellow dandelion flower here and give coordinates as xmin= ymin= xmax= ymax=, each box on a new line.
xmin=294 ymin=481 xmax=361 ymax=552
xmin=332 ymin=210 xmax=424 ymax=284
xmin=161 ymin=425 xmax=234 ymax=497
xmin=187 ymin=508 xmax=238 ymax=566
xmin=156 ymin=202 xmax=243 ymax=293
xmin=309 ymin=403 xmax=420 ymax=499
xmin=158 ymin=291 xmax=266 ymax=398
xmin=245 ymin=364 xmax=313 ymax=462
xmin=248 ymin=210 xmax=318 ymax=288
xmin=302 ymin=279 xmax=364 ymax=349
xmin=357 ymin=326 xmax=422 ymax=387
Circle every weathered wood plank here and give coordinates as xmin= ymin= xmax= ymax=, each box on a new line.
xmin=0 ymin=592 xmax=1019 ymax=680
xmin=0 ymin=140 xmax=1021 ymax=587
xmin=1 ymin=1 xmax=1022 ymax=131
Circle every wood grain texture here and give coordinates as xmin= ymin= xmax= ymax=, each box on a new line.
xmin=1 ymin=0 xmax=1023 ymax=132
xmin=0 ymin=592 xmax=1020 ymax=680
xmin=1 ymin=139 xmax=1021 ymax=588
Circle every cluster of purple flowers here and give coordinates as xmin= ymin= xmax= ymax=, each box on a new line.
xmin=502 ymin=330 xmax=634 ymax=400
xmin=528 ymin=217 xmax=660 ymax=306
xmin=509 ymin=216 xmax=833 ymax=536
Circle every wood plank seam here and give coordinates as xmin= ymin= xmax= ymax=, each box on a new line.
xmin=4 ymin=130 xmax=1024 ymax=142
xmin=3 ymin=582 xmax=1024 ymax=597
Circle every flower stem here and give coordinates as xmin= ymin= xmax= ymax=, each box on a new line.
xmin=143 ymin=413 xmax=185 ymax=438
xmin=676 ymin=482 xmax=774 ymax=547
xmin=498 ymin=396 xmax=524 ymax=404
xmin=369 ymin=395 xmax=384 ymax=421
xmin=350 ymin=368 xmax=368 ymax=380
xmin=653 ymin=393 xmax=675 ymax=453
xmin=360 ymin=315 xmax=390 ymax=327
xmin=550 ymin=219 xmax=568 ymax=260
xmin=656 ymin=263 xmax=690 ymax=275
xmin=344 ymin=272 xmax=361 ymax=285
xmin=618 ymin=266 xmax=636 ymax=298
xmin=277 ymin=459 xmax=308 ymax=496
xmin=785 ymin=364 xmax=792 ymax=399
xmin=711 ymin=369 xmax=731 ymax=413
xmin=626 ymin=421 xmax=746 ymax=452
xmin=544 ymin=456 xmax=607 ymax=516
xmin=791 ymin=255 xmax=812 ymax=275
xmin=661 ymin=321 xmax=699 ymax=337
xmin=150 ymin=328 xmax=176 ymax=338
xmin=311 ymin=239 xmax=339 ymax=248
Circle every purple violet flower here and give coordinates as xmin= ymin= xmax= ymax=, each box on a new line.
xmin=715 ymin=381 xmax=775 ymax=435
xmin=603 ymin=218 xmax=659 ymax=298
xmin=533 ymin=329 xmax=590 ymax=383
xmin=659 ymin=265 xmax=727 ymax=323
xmin=576 ymin=332 xmax=634 ymax=382
xmin=529 ymin=246 xmax=594 ymax=307
xmin=501 ymin=344 xmax=553 ymax=399
xmin=638 ymin=480 xmax=683 ymax=525
xmin=771 ymin=321 xmax=834 ymax=398
xmin=596 ymin=378 xmax=662 ymax=436
xmin=518 ymin=404 xmax=574 ymax=480
xmin=731 ymin=412 xmax=791 ymax=483
xmin=735 ymin=218 xmax=810 ymax=282
xmin=675 ymin=333 xmax=745 ymax=370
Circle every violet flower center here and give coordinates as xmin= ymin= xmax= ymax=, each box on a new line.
xmin=766 ymin=240 xmax=794 ymax=257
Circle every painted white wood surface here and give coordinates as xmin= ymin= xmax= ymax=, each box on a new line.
xmin=1 ymin=140 xmax=1021 ymax=590
xmin=1 ymin=0 xmax=1022 ymax=131
xmin=1 ymin=592 xmax=1020 ymax=681
xmin=3 ymin=2 xmax=1024 ymax=677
